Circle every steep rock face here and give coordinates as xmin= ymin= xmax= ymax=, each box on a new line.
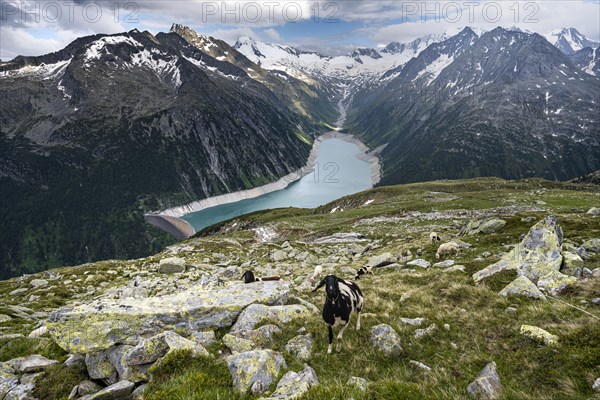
xmin=348 ymin=27 xmax=600 ymax=185
xmin=0 ymin=27 xmax=335 ymax=279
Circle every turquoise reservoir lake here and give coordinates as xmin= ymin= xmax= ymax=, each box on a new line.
xmin=181 ymin=138 xmax=373 ymax=232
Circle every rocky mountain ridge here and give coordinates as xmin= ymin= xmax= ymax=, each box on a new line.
xmin=0 ymin=26 xmax=336 ymax=279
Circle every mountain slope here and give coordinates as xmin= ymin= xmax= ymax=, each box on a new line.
xmin=0 ymin=28 xmax=335 ymax=279
xmin=570 ymin=47 xmax=600 ymax=76
xmin=544 ymin=28 xmax=600 ymax=55
xmin=347 ymin=27 xmax=600 ymax=184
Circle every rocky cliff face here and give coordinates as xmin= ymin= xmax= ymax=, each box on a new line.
xmin=0 ymin=27 xmax=336 ymax=279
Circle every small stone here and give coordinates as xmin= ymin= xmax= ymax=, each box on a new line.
xmin=347 ymin=376 xmax=368 ymax=391
xmin=0 ymin=315 xmax=12 ymax=323
xmin=263 ymin=364 xmax=319 ymax=399
xmin=444 ymin=265 xmax=465 ymax=273
xmin=407 ymin=259 xmax=431 ymax=268
xmin=433 ymin=260 xmax=455 ymax=268
xmin=415 ymin=324 xmax=437 ymax=339
xmin=444 ymin=324 xmax=450 ymax=331
xmin=28 ymin=326 xmax=48 ymax=338
xmin=370 ymin=324 xmax=402 ymax=356
xmin=591 ymin=298 xmax=600 ymax=305
xmin=520 ymin=325 xmax=559 ymax=346
xmin=285 ymin=334 xmax=314 ymax=362
xmin=17 ymin=354 xmax=58 ymax=373
xmin=78 ymin=380 xmax=135 ymax=400
xmin=467 ymin=361 xmax=502 ymax=399
xmin=410 ymin=360 xmax=432 ymax=371
xmin=586 ymin=207 xmax=600 ymax=215
xmin=367 ymin=253 xmax=396 ymax=268
xmin=158 ymin=257 xmax=186 ymax=274
xmin=399 ymin=317 xmax=426 ymax=326
xmin=592 ymin=377 xmax=600 ymax=392
xmin=29 ymin=279 xmax=48 ymax=288
xmin=505 ymin=307 xmax=518 ymax=313
xmin=499 ymin=276 xmax=545 ymax=300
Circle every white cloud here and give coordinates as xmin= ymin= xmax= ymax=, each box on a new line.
xmin=263 ymin=28 xmax=282 ymax=42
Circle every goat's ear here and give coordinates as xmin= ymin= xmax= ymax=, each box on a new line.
xmin=312 ymin=278 xmax=326 ymax=292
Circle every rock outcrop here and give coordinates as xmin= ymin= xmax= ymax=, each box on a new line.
xmin=473 ymin=216 xmax=563 ymax=283
xmin=47 ymin=281 xmax=291 ymax=353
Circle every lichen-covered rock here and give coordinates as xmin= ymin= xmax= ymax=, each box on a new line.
xmin=582 ymin=238 xmax=600 ymax=253
xmin=461 ymin=219 xmax=506 ymax=235
xmin=285 ymin=334 xmax=314 ymax=361
xmin=499 ymin=276 xmax=546 ymax=300
xmin=520 ymin=325 xmax=558 ymax=345
xmin=0 ymin=314 xmax=12 ymax=323
xmin=347 ymin=376 xmax=369 ymax=391
xmin=47 ymin=281 xmax=290 ymax=353
xmin=17 ymin=354 xmax=58 ymax=373
xmin=125 ymin=331 xmax=209 ymax=366
xmin=232 ymin=325 xmax=282 ymax=347
xmin=467 ymin=361 xmax=502 ymax=399
xmin=261 ymin=364 xmax=319 ymax=400
xmin=367 ymin=253 xmax=396 ymax=268
xmin=537 ymin=271 xmax=577 ymax=296
xmin=85 ymin=351 xmax=117 ymax=384
xmin=108 ymin=345 xmax=151 ymax=383
xmin=78 ymin=379 xmax=135 ymax=400
xmin=231 ymin=304 xmax=310 ymax=332
xmin=473 ymin=216 xmax=563 ymax=283
xmin=587 ymin=207 xmax=600 ymax=215
xmin=561 ymin=251 xmax=584 ymax=275
xmin=4 ymin=383 xmax=36 ymax=400
xmin=190 ymin=330 xmax=216 ymax=348
xmin=226 ymin=350 xmax=286 ymax=393
xmin=0 ymin=375 xmax=19 ymax=399
xmin=223 ymin=334 xmax=256 ymax=354
xmin=370 ymin=324 xmax=402 ymax=356
xmin=407 ymin=259 xmax=431 ymax=268
xmin=593 ymin=377 xmax=600 ymax=392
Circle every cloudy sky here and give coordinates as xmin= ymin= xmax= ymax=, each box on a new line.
xmin=1 ymin=0 xmax=599 ymax=60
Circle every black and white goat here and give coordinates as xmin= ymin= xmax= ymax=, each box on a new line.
xmin=242 ymin=270 xmax=281 ymax=284
xmin=313 ymin=275 xmax=364 ymax=354
xmin=354 ymin=266 xmax=373 ymax=280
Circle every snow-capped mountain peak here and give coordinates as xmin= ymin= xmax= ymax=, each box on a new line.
xmin=544 ymin=27 xmax=600 ymax=55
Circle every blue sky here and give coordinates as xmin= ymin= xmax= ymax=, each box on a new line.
xmin=1 ymin=1 xmax=599 ymax=60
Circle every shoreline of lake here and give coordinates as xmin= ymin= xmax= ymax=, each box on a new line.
xmin=145 ymin=100 xmax=382 ymax=239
